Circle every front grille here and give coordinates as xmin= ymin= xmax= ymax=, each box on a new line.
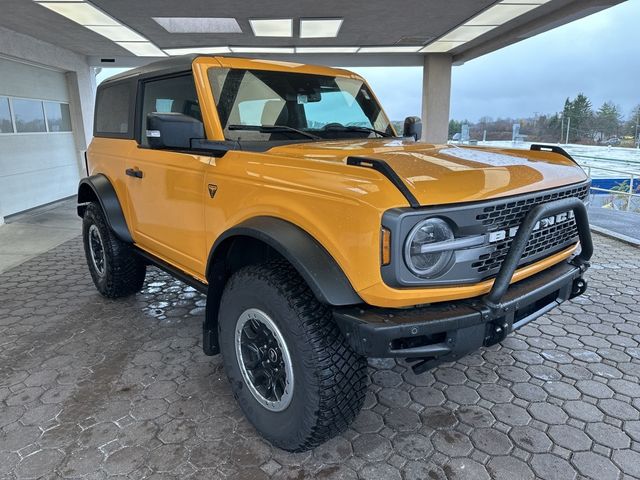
xmin=471 ymin=183 xmax=590 ymax=275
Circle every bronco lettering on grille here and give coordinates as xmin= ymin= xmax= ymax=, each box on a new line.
xmin=488 ymin=210 xmax=575 ymax=243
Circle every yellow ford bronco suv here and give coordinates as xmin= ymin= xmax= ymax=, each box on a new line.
xmin=78 ymin=55 xmax=592 ymax=451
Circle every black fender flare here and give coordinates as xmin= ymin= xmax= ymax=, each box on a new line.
xmin=77 ymin=174 xmax=133 ymax=243
xmin=208 ymin=216 xmax=362 ymax=306
xmin=202 ymin=216 xmax=363 ymax=355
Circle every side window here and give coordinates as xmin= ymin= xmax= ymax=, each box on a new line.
xmin=95 ymin=82 xmax=131 ymax=136
xmin=140 ymin=74 xmax=201 ymax=147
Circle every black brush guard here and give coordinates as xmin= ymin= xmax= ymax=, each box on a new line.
xmin=334 ymin=197 xmax=593 ymax=374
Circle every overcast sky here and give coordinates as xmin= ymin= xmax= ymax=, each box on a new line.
xmin=353 ymin=0 xmax=639 ymax=122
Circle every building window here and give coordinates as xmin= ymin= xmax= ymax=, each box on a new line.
xmin=44 ymin=101 xmax=72 ymax=132
xmin=0 ymin=97 xmax=13 ymax=133
xmin=0 ymin=97 xmax=72 ymax=135
xmin=13 ymin=98 xmax=47 ymax=133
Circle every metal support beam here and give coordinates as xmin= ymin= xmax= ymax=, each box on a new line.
xmin=88 ymin=53 xmax=426 ymax=69
xmin=421 ymin=54 xmax=452 ymax=144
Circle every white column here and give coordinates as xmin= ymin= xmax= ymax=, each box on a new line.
xmin=66 ymin=69 xmax=96 ymax=150
xmin=421 ymin=54 xmax=452 ymax=144
xmin=66 ymin=69 xmax=96 ymax=177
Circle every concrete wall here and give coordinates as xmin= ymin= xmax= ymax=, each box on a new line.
xmin=0 ymin=27 xmax=95 ymax=221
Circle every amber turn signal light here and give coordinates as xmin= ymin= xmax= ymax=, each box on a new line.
xmin=381 ymin=227 xmax=391 ymax=266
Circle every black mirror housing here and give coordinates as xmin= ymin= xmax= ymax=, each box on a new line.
xmin=403 ymin=116 xmax=422 ymax=141
xmin=146 ymin=112 xmax=204 ymax=149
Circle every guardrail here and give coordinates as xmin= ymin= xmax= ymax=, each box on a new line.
xmin=574 ymin=156 xmax=640 ymax=212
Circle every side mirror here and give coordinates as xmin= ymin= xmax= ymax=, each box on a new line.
xmin=403 ymin=116 xmax=422 ymax=141
xmin=146 ymin=112 xmax=204 ymax=149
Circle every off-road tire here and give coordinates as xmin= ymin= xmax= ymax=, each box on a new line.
xmin=82 ymin=202 xmax=146 ymax=298
xmin=218 ymin=260 xmax=368 ymax=452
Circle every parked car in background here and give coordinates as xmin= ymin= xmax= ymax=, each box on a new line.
xmin=601 ymin=136 xmax=621 ymax=146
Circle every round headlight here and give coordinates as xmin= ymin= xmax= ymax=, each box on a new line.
xmin=404 ymin=218 xmax=454 ymax=278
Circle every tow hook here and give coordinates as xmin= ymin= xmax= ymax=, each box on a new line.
xmin=570 ymin=277 xmax=588 ymax=299
xmin=484 ymin=319 xmax=510 ymax=347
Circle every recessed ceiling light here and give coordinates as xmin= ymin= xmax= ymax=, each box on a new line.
xmin=37 ymin=2 xmax=120 ymax=26
xmin=440 ymin=25 xmax=495 ymax=42
xmin=358 ymin=46 xmax=423 ymax=53
xmin=466 ymin=4 xmax=538 ymax=26
xmin=117 ymin=41 xmax=166 ymax=57
xmin=230 ymin=46 xmax=295 ymax=53
xmin=249 ymin=19 xmax=292 ymax=37
xmin=86 ymin=25 xmax=145 ymax=42
xmin=420 ymin=41 xmax=465 ymax=53
xmin=299 ymin=19 xmax=343 ymax=38
xmin=164 ymin=46 xmax=231 ymax=55
xmin=295 ymin=46 xmax=359 ymax=53
xmin=153 ymin=17 xmax=242 ymax=33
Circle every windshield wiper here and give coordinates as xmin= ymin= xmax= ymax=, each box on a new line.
xmin=322 ymin=125 xmax=393 ymax=138
xmin=228 ymin=124 xmax=321 ymax=140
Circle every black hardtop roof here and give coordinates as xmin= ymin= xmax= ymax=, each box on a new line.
xmin=99 ymin=54 xmax=201 ymax=87
xmin=98 ymin=54 xmax=354 ymax=90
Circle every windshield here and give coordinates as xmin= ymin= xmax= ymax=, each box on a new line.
xmin=208 ymin=68 xmax=394 ymax=141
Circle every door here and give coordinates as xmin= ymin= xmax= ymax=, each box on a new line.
xmin=0 ymin=58 xmax=79 ymax=216
xmin=125 ymin=74 xmax=210 ymax=277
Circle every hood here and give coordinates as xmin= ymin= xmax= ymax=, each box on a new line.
xmin=265 ymin=139 xmax=588 ymax=206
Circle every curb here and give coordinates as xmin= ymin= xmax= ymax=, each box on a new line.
xmin=590 ymin=224 xmax=640 ymax=248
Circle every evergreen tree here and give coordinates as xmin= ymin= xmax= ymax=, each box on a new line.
xmin=595 ymin=102 xmax=622 ymax=139
xmin=448 ymin=119 xmax=462 ymax=139
xmin=563 ymin=93 xmax=594 ymax=142
xmin=624 ymin=104 xmax=640 ymax=141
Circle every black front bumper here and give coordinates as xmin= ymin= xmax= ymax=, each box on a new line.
xmin=334 ymin=197 xmax=593 ymax=374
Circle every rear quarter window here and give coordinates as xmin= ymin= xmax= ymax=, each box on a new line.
xmin=95 ymin=82 xmax=133 ymax=138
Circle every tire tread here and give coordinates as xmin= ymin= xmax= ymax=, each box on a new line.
xmin=223 ymin=260 xmax=367 ymax=451
xmin=83 ymin=202 xmax=146 ymax=298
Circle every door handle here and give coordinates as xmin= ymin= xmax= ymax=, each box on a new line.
xmin=125 ymin=168 xmax=143 ymax=179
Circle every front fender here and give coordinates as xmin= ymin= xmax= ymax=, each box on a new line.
xmin=208 ymin=216 xmax=362 ymax=306
xmin=77 ymin=174 xmax=133 ymax=243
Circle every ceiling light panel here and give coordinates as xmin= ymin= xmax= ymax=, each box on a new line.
xmin=117 ymin=42 xmax=166 ymax=57
xmin=295 ymin=47 xmax=359 ymax=53
xmin=37 ymin=2 xmax=120 ymax=26
xmin=164 ymin=46 xmax=231 ymax=55
xmin=358 ymin=46 xmax=423 ymax=53
xmin=440 ymin=25 xmax=495 ymax=42
xmin=300 ymin=19 xmax=343 ymax=38
xmin=86 ymin=25 xmax=146 ymax=42
xmin=230 ymin=46 xmax=295 ymax=53
xmin=420 ymin=41 xmax=465 ymax=53
xmin=249 ymin=19 xmax=292 ymax=37
xmin=466 ymin=4 xmax=539 ymax=26
xmin=153 ymin=17 xmax=242 ymax=33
